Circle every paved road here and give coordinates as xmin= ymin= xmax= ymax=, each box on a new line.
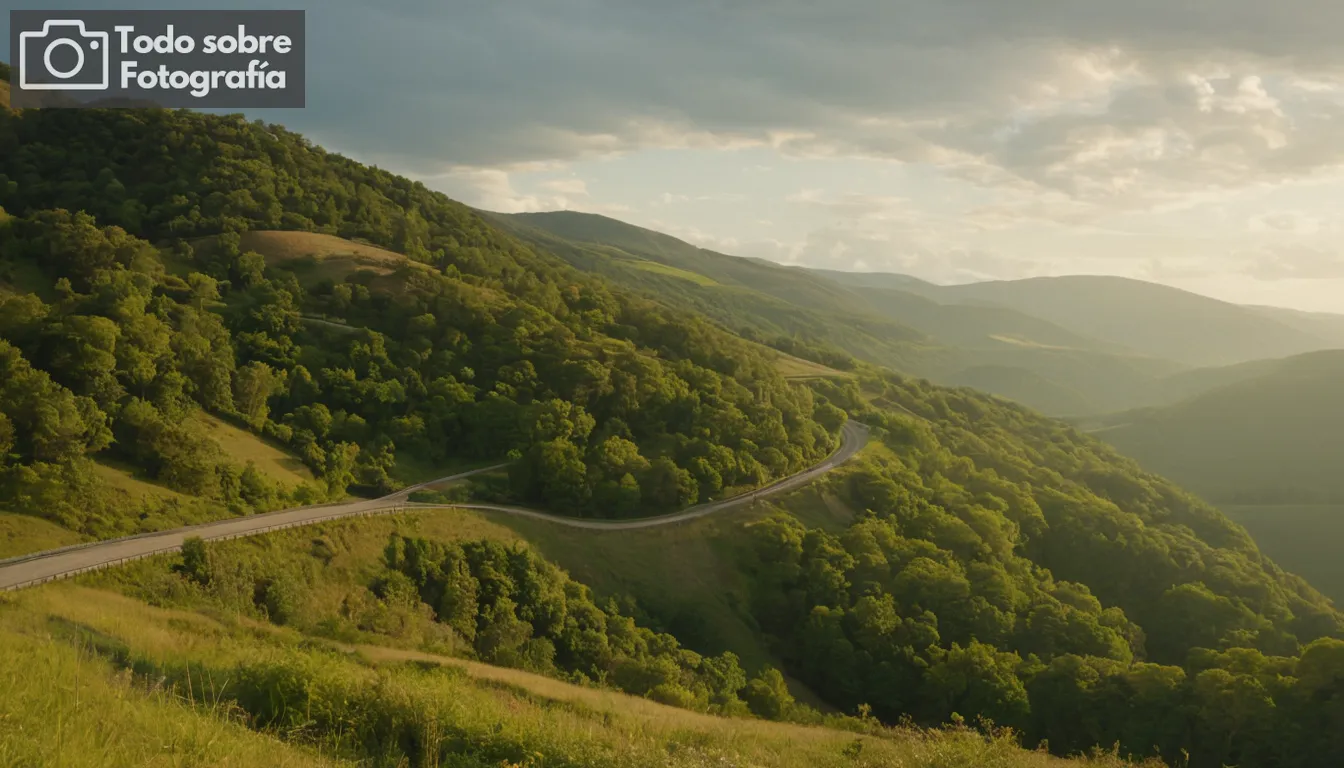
xmin=427 ymin=421 xmax=868 ymax=530
xmin=0 ymin=422 xmax=867 ymax=591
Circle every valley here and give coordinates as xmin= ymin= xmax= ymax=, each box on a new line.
xmin=1222 ymin=504 xmax=1344 ymax=604
xmin=1 ymin=65 xmax=1343 ymax=768
xmin=500 ymin=212 xmax=1344 ymax=416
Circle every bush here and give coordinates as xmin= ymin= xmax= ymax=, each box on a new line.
xmin=261 ymin=573 xmax=303 ymax=625
xmin=178 ymin=537 xmax=210 ymax=585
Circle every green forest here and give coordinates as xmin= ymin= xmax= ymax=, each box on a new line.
xmin=1 ymin=86 xmax=1343 ymax=768
xmin=0 ymin=107 xmax=839 ymax=535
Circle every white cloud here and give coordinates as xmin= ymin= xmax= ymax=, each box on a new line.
xmin=423 ymin=167 xmax=579 ymax=213
xmin=1238 ymin=244 xmax=1344 ymax=281
xmin=89 ymin=0 xmax=1342 ymax=311
xmin=540 ymin=178 xmax=589 ymax=196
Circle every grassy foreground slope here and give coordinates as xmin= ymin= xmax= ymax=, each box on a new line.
xmin=2 ymin=583 xmax=1136 ymax=768
xmin=52 ymin=368 xmax=1344 ymax=768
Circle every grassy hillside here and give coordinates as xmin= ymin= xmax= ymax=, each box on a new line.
xmin=773 ymin=352 xmax=853 ymax=380
xmin=192 ymin=410 xmax=316 ymax=486
xmin=2 ymin=583 xmax=1137 ymax=768
xmin=1096 ymin=350 xmax=1344 ymax=504
xmin=0 ymin=513 xmax=84 ymax=559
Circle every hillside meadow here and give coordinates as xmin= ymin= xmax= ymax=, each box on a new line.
xmin=1 ymin=582 xmax=1143 ymax=768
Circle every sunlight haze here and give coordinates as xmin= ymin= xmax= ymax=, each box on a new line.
xmin=7 ymin=0 xmax=1344 ymax=311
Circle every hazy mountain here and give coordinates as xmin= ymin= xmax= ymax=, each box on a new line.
xmin=504 ymin=211 xmax=881 ymax=319
xmin=844 ymin=284 xmax=1130 ymax=354
xmin=942 ymin=364 xmax=1095 ymax=415
xmin=1245 ymin=304 xmax=1344 ymax=347
xmin=501 ymin=211 xmax=1193 ymax=414
xmin=806 ymin=267 xmax=941 ymax=293
xmin=906 ymin=275 xmax=1333 ymax=367
xmin=491 ymin=212 xmax=940 ymax=374
xmin=1094 ymin=350 xmax=1344 ymax=504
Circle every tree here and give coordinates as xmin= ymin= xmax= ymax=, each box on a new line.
xmin=186 ymin=272 xmax=220 ymax=308
xmin=512 ymin=438 xmax=590 ymax=513
xmin=0 ymin=340 xmax=111 ymax=464
xmin=744 ymin=667 xmax=795 ymax=720
xmin=233 ymin=361 xmax=282 ymax=429
xmin=641 ymin=456 xmax=698 ymax=513
xmin=321 ymin=441 xmax=360 ymax=496
xmin=179 ymin=537 xmax=211 ymax=584
xmin=922 ymin=641 xmax=1030 ymax=729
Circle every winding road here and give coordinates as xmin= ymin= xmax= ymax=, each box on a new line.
xmin=0 ymin=421 xmax=867 ymax=592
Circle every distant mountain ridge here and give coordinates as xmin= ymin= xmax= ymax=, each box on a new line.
xmin=1244 ymin=304 xmax=1344 ymax=347
xmin=500 ymin=210 xmax=1344 ymax=416
xmin=847 ymin=273 xmax=1338 ymax=367
xmin=1093 ymin=349 xmax=1344 ymax=504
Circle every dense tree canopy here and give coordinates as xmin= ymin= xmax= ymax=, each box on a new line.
xmin=0 ymin=105 xmax=838 ymax=530
xmin=384 ymin=534 xmax=774 ymax=714
xmin=742 ymin=374 xmax=1344 ymax=767
xmin=3 ymin=94 xmax=1343 ymax=767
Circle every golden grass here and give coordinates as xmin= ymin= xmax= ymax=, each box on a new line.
xmin=90 ymin=460 xmax=188 ymax=502
xmin=0 ymin=513 xmax=86 ymax=559
xmin=188 ymin=230 xmax=437 ymax=290
xmin=191 ymin=411 xmax=314 ymax=486
xmin=3 ymin=585 xmax=1127 ymax=768
xmin=773 ymin=353 xmax=853 ymax=380
xmin=770 ymin=486 xmax=857 ymax=533
xmin=987 ymin=334 xmax=1071 ymax=351
xmin=239 ymin=231 xmax=406 ymax=268
xmin=0 ymin=591 xmax=346 ymax=768
xmin=623 ymin=258 xmax=721 ymax=286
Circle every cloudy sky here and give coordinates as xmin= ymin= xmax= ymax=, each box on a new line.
xmin=7 ymin=1 xmax=1344 ymax=312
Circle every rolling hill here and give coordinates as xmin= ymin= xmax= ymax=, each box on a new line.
xmin=1246 ymin=304 xmax=1344 ymax=347
xmin=495 ymin=212 xmax=1199 ymax=415
xmin=844 ymin=283 xmax=1129 ymax=354
xmin=3 ymin=85 xmax=1344 ymax=768
xmin=886 ymin=274 xmax=1335 ymax=367
xmin=1094 ymin=350 xmax=1344 ymax=604
xmin=1094 ymin=349 xmax=1344 ymax=505
xmin=491 ymin=211 xmax=939 ymax=374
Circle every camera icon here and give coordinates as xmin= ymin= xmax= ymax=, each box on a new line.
xmin=18 ymin=20 xmax=110 ymax=91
